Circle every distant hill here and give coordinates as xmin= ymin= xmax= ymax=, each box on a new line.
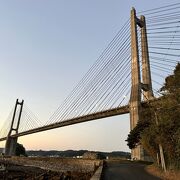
xmin=27 ymin=150 xmax=131 ymax=159
xmin=27 ymin=150 xmax=87 ymax=157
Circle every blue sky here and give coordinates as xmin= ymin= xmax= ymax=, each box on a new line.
xmin=0 ymin=0 xmax=179 ymax=152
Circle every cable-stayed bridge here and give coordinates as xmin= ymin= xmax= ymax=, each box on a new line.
xmin=0 ymin=4 xmax=180 ymax=160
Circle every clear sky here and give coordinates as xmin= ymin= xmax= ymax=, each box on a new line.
xmin=0 ymin=0 xmax=179 ymax=152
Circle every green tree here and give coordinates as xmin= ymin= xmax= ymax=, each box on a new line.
xmin=15 ymin=143 xmax=27 ymax=156
xmin=156 ymin=63 xmax=180 ymax=168
xmin=125 ymin=119 xmax=150 ymax=149
xmin=126 ymin=63 xmax=180 ymax=169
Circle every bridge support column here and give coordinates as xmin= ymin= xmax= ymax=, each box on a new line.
xmin=141 ymin=16 xmax=156 ymax=162
xmin=141 ymin=15 xmax=154 ymax=100
xmin=130 ymin=8 xmax=143 ymax=160
xmin=4 ymin=99 xmax=24 ymax=156
xmin=4 ymin=137 xmax=18 ymax=156
xmin=130 ymin=8 xmax=154 ymax=161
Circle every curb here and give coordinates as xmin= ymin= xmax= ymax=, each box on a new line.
xmin=90 ymin=164 xmax=103 ymax=180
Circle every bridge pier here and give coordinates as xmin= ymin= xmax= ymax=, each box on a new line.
xmin=130 ymin=8 xmax=153 ymax=161
xmin=4 ymin=99 xmax=24 ymax=156
xmin=4 ymin=137 xmax=18 ymax=156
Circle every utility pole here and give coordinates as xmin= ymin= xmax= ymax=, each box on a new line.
xmin=154 ymin=110 xmax=167 ymax=172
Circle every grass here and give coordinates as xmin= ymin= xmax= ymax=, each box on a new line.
xmin=145 ymin=164 xmax=180 ymax=180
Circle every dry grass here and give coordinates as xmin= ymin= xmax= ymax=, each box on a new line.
xmin=146 ymin=164 xmax=180 ymax=180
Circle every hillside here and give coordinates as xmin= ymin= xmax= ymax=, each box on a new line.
xmin=27 ymin=150 xmax=131 ymax=159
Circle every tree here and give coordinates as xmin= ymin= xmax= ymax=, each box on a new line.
xmin=126 ymin=63 xmax=180 ymax=169
xmin=15 ymin=143 xmax=27 ymax=156
xmin=125 ymin=119 xmax=150 ymax=149
xmin=156 ymin=63 xmax=180 ymax=168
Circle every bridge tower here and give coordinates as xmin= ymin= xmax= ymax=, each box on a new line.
xmin=4 ymin=99 xmax=24 ymax=156
xmin=130 ymin=8 xmax=153 ymax=160
xmin=140 ymin=15 xmax=154 ymax=100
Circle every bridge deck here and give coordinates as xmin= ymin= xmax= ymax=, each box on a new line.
xmin=0 ymin=105 xmax=129 ymax=141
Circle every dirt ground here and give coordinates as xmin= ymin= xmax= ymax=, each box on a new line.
xmin=0 ymin=163 xmax=93 ymax=180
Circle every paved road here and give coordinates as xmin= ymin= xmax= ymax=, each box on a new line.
xmin=103 ymin=160 xmax=162 ymax=180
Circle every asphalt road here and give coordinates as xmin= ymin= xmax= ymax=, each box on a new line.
xmin=102 ymin=160 xmax=162 ymax=180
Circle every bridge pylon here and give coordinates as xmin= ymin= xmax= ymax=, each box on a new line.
xmin=130 ymin=8 xmax=153 ymax=160
xmin=140 ymin=15 xmax=154 ymax=100
xmin=4 ymin=99 xmax=24 ymax=156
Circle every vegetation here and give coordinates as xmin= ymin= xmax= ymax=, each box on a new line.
xmin=15 ymin=143 xmax=27 ymax=157
xmin=126 ymin=63 xmax=180 ymax=169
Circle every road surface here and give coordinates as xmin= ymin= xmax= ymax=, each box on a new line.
xmin=103 ymin=160 xmax=162 ymax=180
